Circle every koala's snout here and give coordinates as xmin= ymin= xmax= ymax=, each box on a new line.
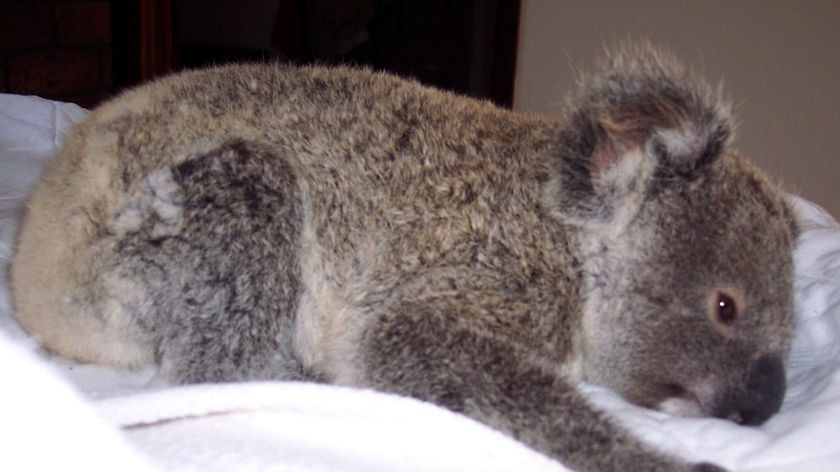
xmin=716 ymin=354 xmax=786 ymax=425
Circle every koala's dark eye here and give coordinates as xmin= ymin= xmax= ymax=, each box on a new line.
xmin=715 ymin=292 xmax=738 ymax=325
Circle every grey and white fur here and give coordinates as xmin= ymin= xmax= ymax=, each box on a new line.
xmin=10 ymin=45 xmax=797 ymax=472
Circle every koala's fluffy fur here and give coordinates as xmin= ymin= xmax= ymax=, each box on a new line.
xmin=10 ymin=45 xmax=797 ymax=472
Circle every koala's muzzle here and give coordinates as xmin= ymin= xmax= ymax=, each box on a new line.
xmin=716 ymin=354 xmax=786 ymax=425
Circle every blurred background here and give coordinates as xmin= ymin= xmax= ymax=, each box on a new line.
xmin=1 ymin=0 xmax=837 ymax=217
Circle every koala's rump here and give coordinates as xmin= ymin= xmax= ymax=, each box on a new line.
xmin=11 ymin=63 xmax=574 ymax=382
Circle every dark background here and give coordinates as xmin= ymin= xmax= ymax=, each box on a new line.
xmin=1 ymin=0 xmax=520 ymax=109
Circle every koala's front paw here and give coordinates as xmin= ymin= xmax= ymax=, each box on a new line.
xmin=692 ymin=462 xmax=728 ymax=472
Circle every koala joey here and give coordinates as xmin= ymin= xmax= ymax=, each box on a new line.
xmin=10 ymin=45 xmax=797 ymax=472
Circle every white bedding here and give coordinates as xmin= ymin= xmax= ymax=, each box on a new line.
xmin=1 ymin=93 xmax=838 ymax=472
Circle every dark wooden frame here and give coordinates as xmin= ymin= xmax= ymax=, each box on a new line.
xmin=111 ymin=0 xmax=174 ymax=90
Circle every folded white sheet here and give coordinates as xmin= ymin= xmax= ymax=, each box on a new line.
xmin=0 ymin=329 xmax=155 ymax=472
xmin=1 ymin=93 xmax=838 ymax=472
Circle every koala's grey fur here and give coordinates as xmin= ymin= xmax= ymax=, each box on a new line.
xmin=10 ymin=45 xmax=797 ymax=472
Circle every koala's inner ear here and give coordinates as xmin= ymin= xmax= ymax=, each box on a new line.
xmin=590 ymin=91 xmax=731 ymax=184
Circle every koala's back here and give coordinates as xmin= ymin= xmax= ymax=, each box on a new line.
xmin=11 ymin=63 xmax=577 ymax=382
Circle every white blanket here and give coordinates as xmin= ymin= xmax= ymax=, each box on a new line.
xmin=1 ymin=94 xmax=838 ymax=472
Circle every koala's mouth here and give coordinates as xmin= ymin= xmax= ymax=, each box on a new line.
xmin=654 ymin=384 xmax=709 ymax=418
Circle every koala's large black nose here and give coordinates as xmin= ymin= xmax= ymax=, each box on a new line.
xmin=719 ymin=354 xmax=786 ymax=425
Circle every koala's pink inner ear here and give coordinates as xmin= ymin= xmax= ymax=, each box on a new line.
xmin=587 ymin=113 xmax=645 ymax=179
xmin=589 ymin=136 xmax=626 ymax=178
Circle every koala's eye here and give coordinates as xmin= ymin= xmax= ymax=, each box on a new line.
xmin=708 ymin=289 xmax=743 ymax=338
xmin=715 ymin=292 xmax=738 ymax=325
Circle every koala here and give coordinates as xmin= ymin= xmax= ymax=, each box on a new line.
xmin=10 ymin=45 xmax=797 ymax=472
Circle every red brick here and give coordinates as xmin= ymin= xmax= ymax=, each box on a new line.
xmin=54 ymin=2 xmax=110 ymax=46
xmin=0 ymin=3 xmax=52 ymax=51
xmin=9 ymin=49 xmax=103 ymax=95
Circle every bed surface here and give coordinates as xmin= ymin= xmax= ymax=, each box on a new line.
xmin=1 ymin=93 xmax=838 ymax=471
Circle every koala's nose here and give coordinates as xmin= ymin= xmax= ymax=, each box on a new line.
xmin=718 ymin=354 xmax=786 ymax=425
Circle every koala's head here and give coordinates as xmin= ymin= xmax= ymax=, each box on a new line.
xmin=543 ymin=46 xmax=798 ymax=425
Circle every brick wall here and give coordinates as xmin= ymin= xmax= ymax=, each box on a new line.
xmin=0 ymin=1 xmax=112 ymax=108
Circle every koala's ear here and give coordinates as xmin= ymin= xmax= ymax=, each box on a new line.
xmin=542 ymin=45 xmax=732 ymax=223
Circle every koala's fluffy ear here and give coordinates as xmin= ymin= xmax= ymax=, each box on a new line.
xmin=542 ymin=45 xmax=733 ymax=223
